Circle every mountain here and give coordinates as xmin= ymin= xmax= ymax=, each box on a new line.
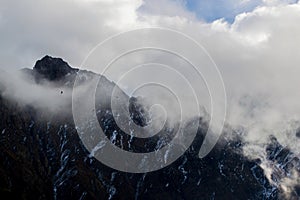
xmin=0 ymin=56 xmax=298 ymax=199
xmin=34 ymin=55 xmax=78 ymax=81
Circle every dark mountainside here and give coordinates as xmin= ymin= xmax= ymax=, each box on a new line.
xmin=0 ymin=56 xmax=299 ymax=199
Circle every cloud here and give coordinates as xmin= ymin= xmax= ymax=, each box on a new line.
xmin=138 ymin=0 xmax=196 ymax=20
xmin=0 ymin=70 xmax=73 ymax=113
xmin=0 ymin=0 xmax=300 ymax=191
xmin=0 ymin=0 xmax=142 ymax=71
xmin=1 ymin=0 xmax=300 ymax=148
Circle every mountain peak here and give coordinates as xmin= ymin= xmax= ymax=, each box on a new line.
xmin=33 ymin=55 xmax=77 ymax=81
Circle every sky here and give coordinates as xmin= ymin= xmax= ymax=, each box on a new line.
xmin=1 ymin=0 xmax=300 ymax=163
xmin=0 ymin=0 xmax=298 ymax=70
xmin=185 ymin=0 xmax=263 ymax=23
xmin=185 ymin=0 xmax=298 ymax=22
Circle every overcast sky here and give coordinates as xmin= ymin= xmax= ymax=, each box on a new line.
xmin=0 ymin=0 xmax=298 ymax=70
xmin=1 ymin=0 xmax=300 ymax=154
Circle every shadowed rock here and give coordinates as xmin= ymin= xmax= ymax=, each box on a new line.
xmin=33 ymin=55 xmax=78 ymax=81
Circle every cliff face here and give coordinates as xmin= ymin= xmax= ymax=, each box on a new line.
xmin=33 ymin=55 xmax=78 ymax=81
xmin=0 ymin=56 xmax=297 ymax=199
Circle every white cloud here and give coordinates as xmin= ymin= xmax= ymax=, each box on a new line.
xmin=129 ymin=2 xmax=300 ymax=155
xmin=0 ymin=1 xmax=300 ymax=189
xmin=0 ymin=0 xmax=143 ymax=70
xmin=1 ymin=0 xmax=300 ymax=140
xmin=138 ymin=0 xmax=196 ymax=20
xmin=0 ymin=0 xmax=300 ymax=192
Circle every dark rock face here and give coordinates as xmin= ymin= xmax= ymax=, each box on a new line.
xmin=0 ymin=56 xmax=297 ymax=199
xmin=0 ymin=96 xmax=278 ymax=200
xmin=266 ymin=136 xmax=300 ymax=199
xmin=129 ymin=96 xmax=149 ymax=127
xmin=33 ymin=55 xmax=78 ymax=81
xmin=296 ymin=129 xmax=300 ymax=138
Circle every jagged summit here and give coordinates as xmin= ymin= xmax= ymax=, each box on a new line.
xmin=33 ymin=55 xmax=78 ymax=81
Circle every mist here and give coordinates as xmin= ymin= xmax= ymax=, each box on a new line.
xmin=0 ymin=69 xmax=73 ymax=114
xmin=0 ymin=0 xmax=300 ymax=196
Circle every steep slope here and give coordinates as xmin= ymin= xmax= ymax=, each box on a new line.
xmin=0 ymin=56 xmax=296 ymax=199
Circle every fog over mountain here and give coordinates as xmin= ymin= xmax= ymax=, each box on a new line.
xmin=0 ymin=0 xmax=300 ymax=199
xmin=0 ymin=56 xmax=299 ymax=199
